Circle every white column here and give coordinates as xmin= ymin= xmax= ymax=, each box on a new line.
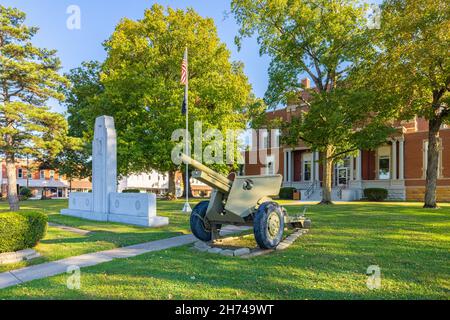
xmin=288 ymin=151 xmax=294 ymax=182
xmin=399 ymin=138 xmax=404 ymax=180
xmin=356 ymin=150 xmax=362 ymax=180
xmin=314 ymin=151 xmax=320 ymax=181
xmin=283 ymin=151 xmax=288 ymax=182
xmin=349 ymin=156 xmax=354 ymax=181
xmin=391 ymin=139 xmax=397 ymax=180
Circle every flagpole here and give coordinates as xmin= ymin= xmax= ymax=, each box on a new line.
xmin=182 ymin=47 xmax=191 ymax=213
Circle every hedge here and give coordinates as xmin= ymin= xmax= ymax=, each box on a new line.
xmin=0 ymin=211 xmax=48 ymax=253
xmin=363 ymin=188 xmax=388 ymax=202
xmin=279 ymin=187 xmax=297 ymax=200
xmin=20 ymin=187 xmax=33 ymax=201
xmin=122 ymin=189 xmax=141 ymax=193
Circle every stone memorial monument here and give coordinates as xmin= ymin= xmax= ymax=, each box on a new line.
xmin=61 ymin=116 xmax=169 ymax=227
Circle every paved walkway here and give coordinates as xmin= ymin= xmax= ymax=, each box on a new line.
xmin=0 ymin=226 xmax=248 ymax=290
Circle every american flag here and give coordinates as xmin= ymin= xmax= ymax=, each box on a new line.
xmin=180 ymin=48 xmax=188 ymax=85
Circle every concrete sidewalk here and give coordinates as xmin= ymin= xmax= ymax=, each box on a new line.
xmin=0 ymin=225 xmax=248 ymax=290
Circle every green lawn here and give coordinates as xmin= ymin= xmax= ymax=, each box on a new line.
xmin=0 ymin=200 xmax=449 ymax=299
xmin=0 ymin=199 xmax=194 ymax=273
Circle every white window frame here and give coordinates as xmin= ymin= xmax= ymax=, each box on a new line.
xmin=378 ymin=155 xmax=391 ymax=180
xmin=49 ymin=170 xmax=55 ymax=180
xmin=302 ymin=153 xmax=312 ymax=182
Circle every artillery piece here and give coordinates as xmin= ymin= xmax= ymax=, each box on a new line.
xmin=181 ymin=153 xmax=311 ymax=249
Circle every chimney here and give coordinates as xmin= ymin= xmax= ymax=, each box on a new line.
xmin=301 ymin=78 xmax=310 ymax=89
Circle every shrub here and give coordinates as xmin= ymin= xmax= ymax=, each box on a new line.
xmin=364 ymin=188 xmax=388 ymax=201
xmin=164 ymin=192 xmax=177 ymax=200
xmin=19 ymin=187 xmax=33 ymax=201
xmin=279 ymin=187 xmax=296 ymax=200
xmin=0 ymin=211 xmax=48 ymax=253
xmin=122 ymin=189 xmax=141 ymax=193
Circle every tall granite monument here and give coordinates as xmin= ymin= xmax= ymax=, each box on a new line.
xmin=61 ymin=115 xmax=169 ymax=227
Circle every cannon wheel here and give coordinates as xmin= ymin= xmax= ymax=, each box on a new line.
xmin=253 ymin=201 xmax=285 ymax=249
xmin=190 ymin=201 xmax=221 ymax=242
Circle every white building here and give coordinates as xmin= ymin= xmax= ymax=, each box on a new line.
xmin=118 ymin=171 xmax=212 ymax=198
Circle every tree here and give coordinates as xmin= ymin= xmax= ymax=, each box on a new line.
xmin=0 ymin=6 xmax=69 ymax=211
xmin=373 ymin=0 xmax=450 ymax=208
xmin=51 ymin=145 xmax=91 ymax=192
xmin=66 ymin=5 xmax=254 ymax=197
xmin=231 ymin=0 xmax=389 ymax=204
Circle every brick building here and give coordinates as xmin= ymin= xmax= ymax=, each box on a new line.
xmin=0 ymin=159 xmax=70 ymax=199
xmin=244 ymin=80 xmax=450 ymax=202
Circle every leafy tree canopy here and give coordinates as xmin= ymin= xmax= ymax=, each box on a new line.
xmin=66 ymin=5 xmax=256 ymax=179
xmin=0 ymin=5 xmax=75 ymax=210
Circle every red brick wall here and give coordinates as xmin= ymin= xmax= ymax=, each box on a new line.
xmin=404 ymin=131 xmax=426 ymax=179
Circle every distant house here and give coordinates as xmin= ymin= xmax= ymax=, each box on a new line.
xmin=118 ymin=171 xmax=212 ymax=198
xmin=244 ymin=78 xmax=450 ymax=202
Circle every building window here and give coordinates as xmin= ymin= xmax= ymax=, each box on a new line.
xmin=40 ymin=170 xmax=45 ymax=179
xmin=303 ymin=161 xmax=312 ymax=181
xmin=49 ymin=170 xmax=55 ymax=180
xmin=302 ymin=153 xmax=312 ymax=181
xmin=379 ymin=156 xmax=390 ymax=180
xmin=18 ymin=168 xmax=23 ymax=179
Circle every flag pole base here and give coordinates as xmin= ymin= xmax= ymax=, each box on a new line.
xmin=182 ymin=202 xmax=192 ymax=213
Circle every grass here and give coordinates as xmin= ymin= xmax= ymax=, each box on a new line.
xmin=0 ymin=199 xmax=194 ymax=273
xmin=1 ymin=200 xmax=449 ymax=299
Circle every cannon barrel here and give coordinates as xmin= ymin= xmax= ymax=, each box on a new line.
xmin=180 ymin=153 xmax=232 ymax=194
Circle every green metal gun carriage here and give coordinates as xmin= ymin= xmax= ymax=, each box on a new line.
xmin=181 ymin=153 xmax=311 ymax=249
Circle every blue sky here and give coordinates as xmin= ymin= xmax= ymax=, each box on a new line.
xmin=2 ymin=0 xmax=271 ymax=113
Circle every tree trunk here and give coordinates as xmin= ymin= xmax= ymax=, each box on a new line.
xmin=424 ymin=118 xmax=442 ymax=208
xmin=320 ymin=146 xmax=334 ymax=205
xmin=181 ymin=169 xmax=194 ymax=198
xmin=167 ymin=170 xmax=177 ymax=198
xmin=5 ymin=153 xmax=19 ymax=211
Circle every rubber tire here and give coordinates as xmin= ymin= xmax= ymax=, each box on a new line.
xmin=190 ymin=201 xmax=212 ymax=242
xmin=253 ymin=202 xmax=285 ymax=249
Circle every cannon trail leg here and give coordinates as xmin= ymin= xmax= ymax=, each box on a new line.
xmin=211 ymin=224 xmax=220 ymax=242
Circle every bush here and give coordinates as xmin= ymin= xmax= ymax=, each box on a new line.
xmin=0 ymin=211 xmax=48 ymax=253
xmin=19 ymin=187 xmax=33 ymax=201
xmin=364 ymin=188 xmax=388 ymax=201
xmin=164 ymin=192 xmax=177 ymax=200
xmin=279 ymin=187 xmax=296 ymax=200
xmin=122 ymin=189 xmax=141 ymax=193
